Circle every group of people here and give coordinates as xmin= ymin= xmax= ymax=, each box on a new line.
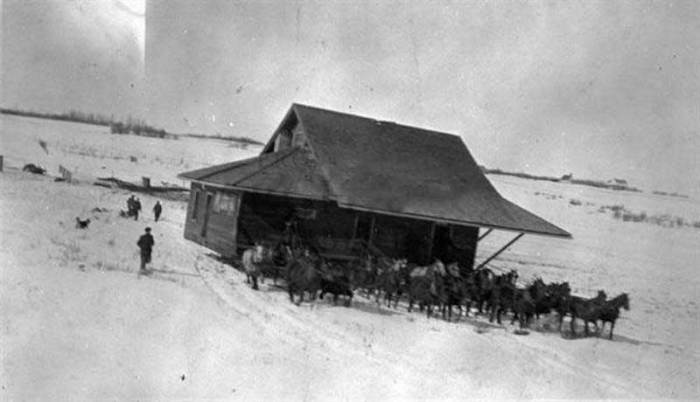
xmin=129 ymin=195 xmax=163 ymax=274
xmin=126 ymin=195 xmax=163 ymax=222
xmin=126 ymin=195 xmax=142 ymax=220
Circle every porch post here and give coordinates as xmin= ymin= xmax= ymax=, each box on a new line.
xmin=475 ymin=232 xmax=524 ymax=270
xmin=426 ymin=222 xmax=436 ymax=263
xmin=478 ymin=228 xmax=493 ymax=242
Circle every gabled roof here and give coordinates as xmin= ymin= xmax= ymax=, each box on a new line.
xmin=179 ymin=104 xmax=571 ymax=238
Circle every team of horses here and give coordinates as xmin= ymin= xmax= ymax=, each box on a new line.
xmin=239 ymin=243 xmax=630 ymax=340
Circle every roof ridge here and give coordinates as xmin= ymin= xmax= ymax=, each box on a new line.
xmin=292 ymin=103 xmax=462 ymax=140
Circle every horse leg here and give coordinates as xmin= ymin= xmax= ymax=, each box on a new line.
xmin=333 ymin=293 xmax=338 ymax=305
xmin=609 ymin=320 xmax=615 ymax=340
xmin=252 ymin=275 xmax=259 ymax=290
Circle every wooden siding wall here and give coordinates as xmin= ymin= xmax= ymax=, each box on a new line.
xmin=183 ymin=183 xmax=240 ymax=257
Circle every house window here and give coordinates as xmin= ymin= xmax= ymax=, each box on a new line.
xmin=274 ymin=130 xmax=292 ymax=151
xmin=213 ymin=192 xmax=239 ymax=216
xmin=191 ymin=191 xmax=200 ymax=221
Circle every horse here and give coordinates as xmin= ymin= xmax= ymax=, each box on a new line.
xmin=467 ymin=268 xmax=496 ymax=315
xmin=561 ymin=290 xmax=608 ymax=336
xmin=286 ymin=250 xmax=323 ymax=305
xmin=510 ymin=278 xmax=547 ymax=329
xmin=241 ymin=244 xmax=265 ymax=290
xmin=441 ymin=262 xmax=469 ymax=321
xmin=407 ymin=260 xmax=446 ymax=318
xmin=487 ymin=270 xmax=519 ymax=325
xmin=594 ymin=293 xmax=630 ymax=340
xmin=374 ymin=258 xmax=408 ymax=308
xmin=351 ymin=254 xmax=379 ymax=298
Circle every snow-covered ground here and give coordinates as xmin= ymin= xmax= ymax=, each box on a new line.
xmin=1 ymin=115 xmax=699 ymax=399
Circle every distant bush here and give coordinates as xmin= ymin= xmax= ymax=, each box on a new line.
xmin=600 ymin=204 xmax=697 ymax=230
xmin=110 ymin=121 xmax=169 ymax=138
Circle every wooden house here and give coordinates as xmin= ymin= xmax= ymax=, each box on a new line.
xmin=178 ymin=104 xmax=570 ymax=270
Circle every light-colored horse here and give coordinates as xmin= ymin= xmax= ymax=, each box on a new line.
xmin=242 ymin=244 xmax=265 ymax=290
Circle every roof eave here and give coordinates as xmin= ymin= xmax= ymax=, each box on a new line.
xmin=336 ymin=202 xmax=572 ymax=239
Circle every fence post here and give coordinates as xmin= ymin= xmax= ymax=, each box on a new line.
xmin=0 ymin=155 xmax=3 ymax=172
xmin=142 ymin=177 xmax=151 ymax=188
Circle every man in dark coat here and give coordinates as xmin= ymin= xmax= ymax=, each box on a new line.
xmin=153 ymin=201 xmax=162 ymax=222
xmin=133 ymin=197 xmax=142 ymax=220
xmin=137 ymin=227 xmax=154 ymax=273
xmin=127 ymin=195 xmax=135 ymax=217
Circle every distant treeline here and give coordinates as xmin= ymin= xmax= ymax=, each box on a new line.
xmin=1 ymin=107 xmax=263 ymax=145
xmin=109 ymin=120 xmax=172 ymax=139
xmin=1 ymin=107 xmax=113 ymax=126
xmin=480 ymin=167 xmax=561 ymax=183
xmin=1 ymin=107 xmax=170 ymax=138
xmin=651 ymin=190 xmax=689 ymax=199
xmin=180 ymin=132 xmax=264 ymax=146
xmin=480 ymin=166 xmax=642 ymax=193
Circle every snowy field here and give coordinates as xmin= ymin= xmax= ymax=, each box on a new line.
xmin=1 ymin=114 xmax=699 ymax=399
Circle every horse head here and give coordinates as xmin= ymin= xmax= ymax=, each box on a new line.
xmin=446 ymin=262 xmax=461 ymax=278
xmin=251 ymin=243 xmax=265 ymax=263
xmin=618 ymin=293 xmax=630 ymax=310
xmin=432 ymin=259 xmax=446 ymax=277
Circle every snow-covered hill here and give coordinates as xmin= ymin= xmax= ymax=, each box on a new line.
xmin=1 ymin=115 xmax=699 ymax=399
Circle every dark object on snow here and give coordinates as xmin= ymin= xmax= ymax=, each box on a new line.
xmin=75 ymin=217 xmax=91 ymax=229
xmin=153 ymin=201 xmax=162 ymax=222
xmin=22 ymin=163 xmax=46 ymax=175
xmin=137 ymin=227 xmax=154 ymax=272
xmin=319 ymin=276 xmax=353 ymax=306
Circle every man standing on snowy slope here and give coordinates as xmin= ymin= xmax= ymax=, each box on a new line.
xmin=137 ymin=227 xmax=154 ymax=273
xmin=133 ymin=197 xmax=142 ymax=220
xmin=153 ymin=201 xmax=162 ymax=222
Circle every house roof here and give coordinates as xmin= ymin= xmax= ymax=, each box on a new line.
xmin=178 ymin=147 xmax=331 ymax=200
xmin=179 ymin=104 xmax=571 ymax=238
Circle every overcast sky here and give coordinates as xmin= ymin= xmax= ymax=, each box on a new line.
xmin=2 ymin=0 xmax=699 ymax=195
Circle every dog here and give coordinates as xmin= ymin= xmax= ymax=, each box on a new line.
xmin=75 ymin=217 xmax=91 ymax=229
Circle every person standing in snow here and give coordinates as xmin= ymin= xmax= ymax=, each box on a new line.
xmin=127 ymin=195 xmax=135 ymax=217
xmin=153 ymin=201 xmax=162 ymax=222
xmin=133 ymin=197 xmax=142 ymax=220
xmin=137 ymin=227 xmax=154 ymax=273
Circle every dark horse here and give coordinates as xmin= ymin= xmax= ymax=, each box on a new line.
xmin=510 ymin=278 xmax=547 ymax=329
xmin=407 ymin=260 xmax=446 ymax=318
xmin=441 ymin=262 xmax=469 ymax=322
xmin=487 ymin=270 xmax=518 ymax=325
xmin=594 ymin=293 xmax=630 ymax=339
xmin=374 ymin=258 xmax=408 ymax=309
xmin=560 ymin=290 xmax=608 ymax=336
xmin=286 ymin=250 xmax=323 ymax=305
